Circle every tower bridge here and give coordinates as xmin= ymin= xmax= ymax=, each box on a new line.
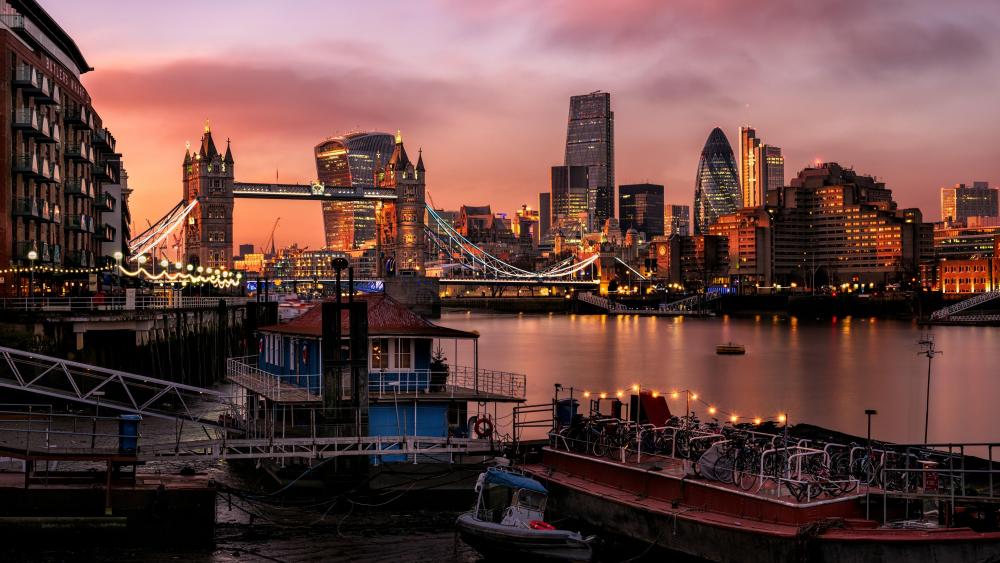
xmin=129 ymin=123 xmax=640 ymax=289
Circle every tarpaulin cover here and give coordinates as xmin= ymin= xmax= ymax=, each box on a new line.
xmin=484 ymin=468 xmax=547 ymax=494
xmin=640 ymin=392 xmax=672 ymax=426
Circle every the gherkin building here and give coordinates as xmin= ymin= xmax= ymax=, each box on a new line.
xmin=694 ymin=127 xmax=741 ymax=234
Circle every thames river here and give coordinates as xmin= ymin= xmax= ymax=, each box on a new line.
xmin=439 ymin=311 xmax=1000 ymax=447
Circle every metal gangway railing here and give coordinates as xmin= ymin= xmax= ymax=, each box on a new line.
xmin=0 ymin=345 xmax=230 ymax=427
xmin=578 ymin=292 xmax=626 ymax=313
xmin=930 ymin=290 xmax=1000 ymax=320
xmin=661 ymin=292 xmax=722 ymax=312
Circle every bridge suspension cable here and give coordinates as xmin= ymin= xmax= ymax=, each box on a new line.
xmin=128 ymin=199 xmax=199 ymax=260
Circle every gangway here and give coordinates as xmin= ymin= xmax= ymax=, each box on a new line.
xmin=661 ymin=292 xmax=722 ymax=312
xmin=930 ymin=290 xmax=1000 ymax=320
xmin=0 ymin=345 xmax=229 ymax=428
xmin=139 ymin=435 xmax=493 ymax=461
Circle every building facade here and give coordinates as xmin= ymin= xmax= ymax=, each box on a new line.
xmin=565 ymin=91 xmax=614 ymax=230
xmin=761 ymin=145 xmax=784 ymax=195
xmin=770 ymin=163 xmax=928 ymax=286
xmin=653 ymin=234 xmax=729 ymax=288
xmin=707 ymin=207 xmax=773 ymax=287
xmin=738 ymin=126 xmax=784 ymax=209
xmin=940 ymin=182 xmax=998 ymax=225
xmin=666 ymin=204 xmax=691 ymax=237
xmin=618 ymin=183 xmax=664 ymax=238
xmin=1 ymin=1 xmax=127 ymax=295
xmin=538 ymin=192 xmax=551 ymax=239
xmin=550 ymin=165 xmax=589 ymax=237
xmin=182 ymin=125 xmax=233 ymax=269
xmin=694 ymin=127 xmax=740 ymax=234
xmin=315 ymin=132 xmax=395 ymax=251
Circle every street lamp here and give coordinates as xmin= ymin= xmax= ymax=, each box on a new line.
xmin=26 ymin=249 xmax=38 ymax=296
xmin=918 ymin=337 xmax=942 ymax=444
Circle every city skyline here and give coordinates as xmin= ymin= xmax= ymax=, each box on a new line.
xmin=44 ymin=0 xmax=1000 ymax=250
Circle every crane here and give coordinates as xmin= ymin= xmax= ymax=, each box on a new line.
xmin=263 ymin=217 xmax=280 ymax=257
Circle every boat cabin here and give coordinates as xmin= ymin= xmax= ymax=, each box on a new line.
xmin=227 ymin=293 xmax=525 ymax=453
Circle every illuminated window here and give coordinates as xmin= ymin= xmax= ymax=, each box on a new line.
xmin=371 ymin=338 xmax=389 ymax=369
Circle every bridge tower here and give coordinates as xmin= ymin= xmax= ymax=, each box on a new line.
xmin=376 ymin=132 xmax=425 ymax=275
xmin=182 ymin=122 xmax=234 ymax=269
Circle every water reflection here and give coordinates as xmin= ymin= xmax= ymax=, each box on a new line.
xmin=438 ymin=312 xmax=1000 ymax=445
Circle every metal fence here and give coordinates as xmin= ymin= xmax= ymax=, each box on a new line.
xmin=0 ymin=295 xmax=249 ymax=312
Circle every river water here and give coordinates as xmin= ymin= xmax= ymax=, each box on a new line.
xmin=5 ymin=312 xmax=998 ymax=562
xmin=437 ymin=312 xmax=1000 ymax=447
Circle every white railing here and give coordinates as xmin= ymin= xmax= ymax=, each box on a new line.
xmin=930 ymin=290 xmax=1000 ymax=319
xmin=369 ymin=365 xmax=525 ymax=400
xmin=661 ymin=292 xmax=722 ymax=312
xmin=0 ymin=295 xmax=249 ymax=311
xmin=578 ymin=292 xmax=626 ymax=313
xmin=447 ymin=365 xmax=526 ymax=399
xmin=226 ymin=356 xmax=321 ymax=402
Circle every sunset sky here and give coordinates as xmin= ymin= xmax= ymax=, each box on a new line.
xmin=46 ymin=0 xmax=1000 ymax=251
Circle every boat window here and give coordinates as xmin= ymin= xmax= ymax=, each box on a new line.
xmin=395 ymin=338 xmax=412 ymax=369
xmin=371 ymin=338 xmax=389 ymax=369
xmin=513 ymin=489 xmax=547 ymax=512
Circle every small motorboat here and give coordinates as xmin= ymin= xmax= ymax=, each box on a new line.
xmin=716 ymin=342 xmax=746 ymax=355
xmin=456 ymin=467 xmax=595 ymax=562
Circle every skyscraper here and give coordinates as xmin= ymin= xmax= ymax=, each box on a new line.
xmin=539 ymin=192 xmax=551 ymax=238
xmin=694 ymin=128 xmax=741 ymax=234
xmin=738 ymin=127 xmax=784 ymax=208
xmin=738 ymin=127 xmax=762 ymax=208
xmin=666 ymin=205 xmax=691 ymax=237
xmin=565 ymin=91 xmax=614 ymax=231
xmin=315 ymin=132 xmax=395 ymax=250
xmin=550 ymin=165 xmax=589 ymax=236
xmin=619 ymin=183 xmax=664 ymax=237
xmin=940 ymin=182 xmax=999 ymax=224
xmin=761 ymin=144 xmax=785 ymax=194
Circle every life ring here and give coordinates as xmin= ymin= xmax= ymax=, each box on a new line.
xmin=473 ymin=416 xmax=494 ymax=438
xmin=530 ymin=520 xmax=555 ymax=530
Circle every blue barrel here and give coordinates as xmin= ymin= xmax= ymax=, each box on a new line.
xmin=556 ymin=399 xmax=579 ymax=426
xmin=118 ymin=414 xmax=142 ymax=454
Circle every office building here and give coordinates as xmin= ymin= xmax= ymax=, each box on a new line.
xmin=1 ymin=1 xmax=125 ymax=295
xmin=666 ymin=205 xmax=691 ymax=237
xmin=565 ymin=91 xmax=614 ymax=230
xmin=771 ymin=163 xmax=929 ymax=286
xmin=707 ymin=207 xmax=773 ymax=287
xmin=738 ymin=126 xmax=784 ymax=208
xmin=653 ymin=234 xmax=729 ymax=288
xmin=694 ymin=128 xmax=741 ymax=233
xmin=618 ymin=183 xmax=664 ymax=238
xmin=550 ymin=165 xmax=589 ymax=236
xmin=940 ymin=182 xmax=999 ymax=225
xmin=315 ymin=132 xmax=395 ymax=251
xmin=539 ymin=192 xmax=551 ymax=239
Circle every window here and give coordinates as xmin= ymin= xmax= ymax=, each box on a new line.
xmin=394 ymin=339 xmax=412 ymax=369
xmin=371 ymin=338 xmax=389 ymax=369
xmin=209 ymin=231 xmax=225 ymax=242
xmin=208 ymin=205 xmax=225 ymax=219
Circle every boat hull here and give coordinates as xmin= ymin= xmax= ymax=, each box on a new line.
xmin=456 ymin=512 xmax=593 ymax=562
xmin=526 ymin=449 xmax=1000 ymax=563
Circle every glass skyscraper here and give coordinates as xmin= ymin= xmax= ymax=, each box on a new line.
xmin=315 ymin=132 xmax=395 ymax=250
xmin=565 ymin=92 xmax=614 ymax=231
xmin=694 ymin=127 xmax=741 ymax=234
xmin=619 ymin=183 xmax=664 ymax=237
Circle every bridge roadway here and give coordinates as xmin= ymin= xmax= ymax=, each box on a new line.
xmin=232 ymin=182 xmax=397 ymax=201
xmin=264 ymin=277 xmax=598 ymax=287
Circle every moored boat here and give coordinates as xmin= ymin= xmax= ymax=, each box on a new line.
xmin=716 ymin=342 xmax=745 ymax=354
xmin=456 ymin=467 xmax=595 ymax=562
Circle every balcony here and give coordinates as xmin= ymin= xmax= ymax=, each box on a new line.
xmin=64 ymin=142 xmax=93 ymax=162
xmin=12 ymin=197 xmax=40 ymax=218
xmin=38 ymin=159 xmax=60 ymax=183
xmin=37 ymin=199 xmax=51 ymax=222
xmin=95 ymin=192 xmax=116 ymax=212
xmin=14 ymin=240 xmax=49 ymax=262
xmin=51 ymin=244 xmax=61 ymax=264
xmin=36 ymin=78 xmax=59 ymax=105
xmin=64 ymin=178 xmax=93 ymax=198
xmin=63 ymin=104 xmax=92 ymax=130
xmin=95 ymin=223 xmax=116 ymax=242
xmin=50 ymin=204 xmax=61 ymax=224
xmin=12 ymin=153 xmax=40 ymax=177
xmin=93 ymin=128 xmax=116 ymax=152
xmin=11 ymin=108 xmax=43 ymax=136
xmin=66 ymin=214 xmax=94 ymax=233
xmin=1 ymin=13 xmax=25 ymax=30
xmin=36 ymin=116 xmax=58 ymax=144
xmin=92 ymin=160 xmax=113 ymax=181
xmin=65 ymin=250 xmax=94 ymax=268
xmin=12 ymin=64 xmax=41 ymax=92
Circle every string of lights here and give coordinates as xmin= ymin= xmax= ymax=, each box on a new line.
xmin=117 ymin=264 xmax=243 ymax=288
xmin=0 ymin=265 xmax=113 ymax=274
xmin=581 ymin=384 xmax=787 ymax=426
